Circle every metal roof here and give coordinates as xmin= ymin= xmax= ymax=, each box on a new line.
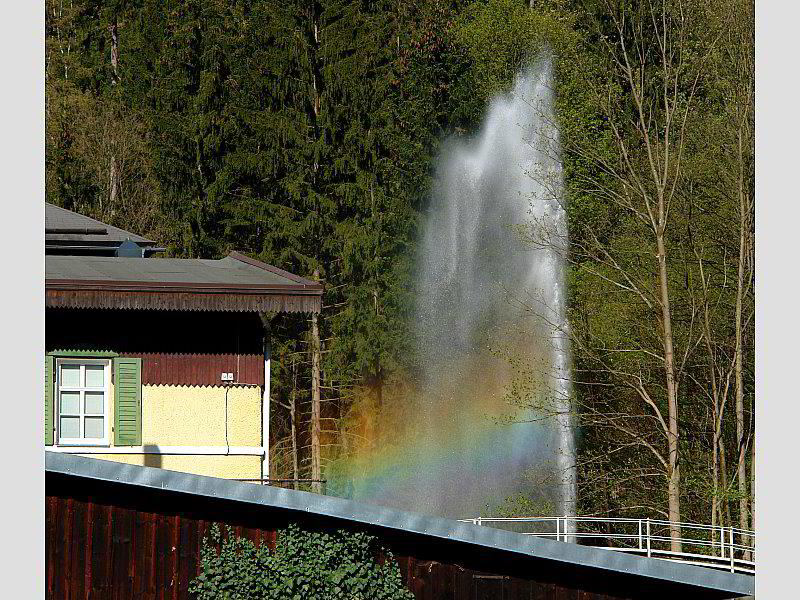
xmin=46 ymin=254 xmax=316 ymax=288
xmin=45 ymin=251 xmax=323 ymax=313
xmin=45 ymin=203 xmax=157 ymax=248
xmin=45 ymin=453 xmax=754 ymax=598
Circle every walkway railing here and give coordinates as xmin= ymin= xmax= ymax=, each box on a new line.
xmin=230 ymin=477 xmax=328 ymax=494
xmin=458 ymin=517 xmax=755 ymax=575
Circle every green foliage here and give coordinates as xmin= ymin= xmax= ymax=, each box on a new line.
xmin=45 ymin=0 xmax=754 ymax=531
xmin=483 ymin=492 xmax=556 ymax=518
xmin=189 ymin=523 xmax=414 ymax=600
xmin=455 ymin=0 xmax=572 ymax=99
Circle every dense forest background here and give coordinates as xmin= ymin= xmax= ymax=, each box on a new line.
xmin=45 ymin=0 xmax=754 ymax=544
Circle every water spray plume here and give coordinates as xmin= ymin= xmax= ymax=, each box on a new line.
xmin=331 ymin=57 xmax=575 ymax=522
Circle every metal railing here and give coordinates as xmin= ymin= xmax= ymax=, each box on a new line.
xmin=229 ymin=477 xmax=328 ymax=494
xmin=458 ymin=516 xmax=755 ymax=575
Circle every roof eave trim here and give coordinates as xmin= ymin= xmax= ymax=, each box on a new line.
xmin=46 ymin=279 xmax=324 ymax=295
xmin=46 ymin=289 xmax=322 ymax=313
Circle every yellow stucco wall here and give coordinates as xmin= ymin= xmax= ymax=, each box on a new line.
xmin=141 ymin=384 xmax=262 ymax=446
xmin=76 ymin=383 xmax=263 ymax=480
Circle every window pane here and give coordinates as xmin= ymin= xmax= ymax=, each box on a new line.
xmin=85 ymin=365 xmax=105 ymax=388
xmin=84 ymin=417 xmax=104 ymax=439
xmin=60 ymin=364 xmax=80 ymax=387
xmin=84 ymin=392 xmax=104 ymax=415
xmin=60 ymin=416 xmax=80 ymax=438
xmin=60 ymin=392 xmax=80 ymax=414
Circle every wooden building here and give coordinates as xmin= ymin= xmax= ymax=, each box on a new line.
xmin=46 ymin=453 xmax=754 ymax=600
xmin=44 ymin=203 xmax=322 ymax=483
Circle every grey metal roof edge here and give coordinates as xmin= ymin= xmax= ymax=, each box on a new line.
xmin=45 ymin=452 xmax=753 ymax=597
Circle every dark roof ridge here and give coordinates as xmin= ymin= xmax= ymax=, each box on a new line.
xmin=45 ymin=227 xmax=108 ymax=235
xmin=227 ymin=251 xmax=322 ymax=288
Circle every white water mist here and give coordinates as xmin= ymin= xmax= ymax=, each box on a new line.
xmin=419 ymin=56 xmax=575 ymax=518
xmin=344 ymin=58 xmax=576 ymax=521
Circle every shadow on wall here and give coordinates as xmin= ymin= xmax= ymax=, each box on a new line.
xmin=143 ymin=444 xmax=162 ymax=469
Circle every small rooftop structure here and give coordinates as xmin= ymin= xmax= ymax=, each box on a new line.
xmin=45 ymin=453 xmax=754 ymax=599
xmin=44 ymin=203 xmax=322 ymax=313
xmin=45 ymin=203 xmax=161 ymax=256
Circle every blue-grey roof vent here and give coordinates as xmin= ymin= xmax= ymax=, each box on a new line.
xmin=115 ymin=239 xmax=143 ymax=258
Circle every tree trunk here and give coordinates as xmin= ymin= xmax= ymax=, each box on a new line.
xmin=656 ymin=229 xmax=681 ymax=551
xmin=719 ymin=442 xmax=732 ymax=528
xmin=310 ymin=270 xmax=322 ymax=494
xmin=698 ymin=258 xmax=723 ymax=556
xmin=373 ymin=286 xmax=383 ymax=414
xmin=711 ymin=407 xmax=720 ymax=554
xmin=109 ymin=155 xmax=120 ymax=210
xmin=291 ymin=355 xmax=299 ymax=491
xmin=109 ymin=17 xmax=119 ymax=83
xmin=750 ymin=438 xmax=755 ymax=541
xmin=307 ymin=1 xmax=323 ymax=495
xmin=735 ymin=127 xmax=750 ymax=559
xmin=107 ymin=16 xmax=121 ymax=214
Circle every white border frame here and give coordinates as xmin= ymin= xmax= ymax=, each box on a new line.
xmin=47 ymin=445 xmax=266 ymax=455
xmin=55 ymin=358 xmax=111 ymax=447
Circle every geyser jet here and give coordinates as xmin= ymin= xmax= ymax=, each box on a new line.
xmin=336 ymin=58 xmax=575 ymax=520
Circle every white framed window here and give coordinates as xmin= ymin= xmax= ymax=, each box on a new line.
xmin=56 ymin=358 xmax=111 ymax=446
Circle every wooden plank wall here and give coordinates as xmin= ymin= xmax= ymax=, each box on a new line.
xmin=45 ymin=474 xmax=727 ymax=600
xmin=46 ymin=494 xmax=277 ymax=600
xmin=127 ymin=352 xmax=264 ymax=387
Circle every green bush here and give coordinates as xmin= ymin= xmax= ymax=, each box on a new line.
xmin=190 ymin=523 xmax=415 ymax=600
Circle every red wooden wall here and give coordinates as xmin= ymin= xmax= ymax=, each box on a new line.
xmin=126 ymin=352 xmax=264 ymax=387
xmin=46 ymin=494 xmax=276 ymax=599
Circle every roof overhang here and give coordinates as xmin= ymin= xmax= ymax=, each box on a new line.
xmin=45 ymin=251 xmax=323 ymax=314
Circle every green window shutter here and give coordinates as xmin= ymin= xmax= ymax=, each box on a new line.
xmin=114 ymin=357 xmax=142 ymax=446
xmin=45 ymin=356 xmax=54 ymax=446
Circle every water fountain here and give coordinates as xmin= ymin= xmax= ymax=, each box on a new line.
xmin=338 ymin=58 xmax=575 ymax=522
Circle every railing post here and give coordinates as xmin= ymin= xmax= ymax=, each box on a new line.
xmin=638 ymin=519 xmax=643 ymax=551
xmin=646 ymin=518 xmax=651 ymax=558
xmin=730 ymin=527 xmax=735 ymax=573
xmin=556 ymin=517 xmax=560 ymax=542
xmin=477 ymin=517 xmax=482 ymax=527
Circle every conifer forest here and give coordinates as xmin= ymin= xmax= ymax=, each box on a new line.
xmin=46 ymin=0 xmax=755 ymax=540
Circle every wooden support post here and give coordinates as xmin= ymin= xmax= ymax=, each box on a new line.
xmin=259 ymin=313 xmax=274 ymax=484
xmin=310 ymin=273 xmax=322 ymax=494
